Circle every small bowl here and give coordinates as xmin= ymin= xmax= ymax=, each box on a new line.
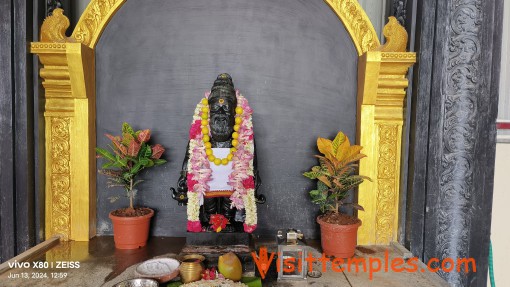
xmin=112 ymin=278 xmax=159 ymax=287
xmin=134 ymin=258 xmax=180 ymax=283
xmin=307 ymin=270 xmax=322 ymax=278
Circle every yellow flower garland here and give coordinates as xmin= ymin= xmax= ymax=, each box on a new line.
xmin=200 ymin=98 xmax=244 ymax=166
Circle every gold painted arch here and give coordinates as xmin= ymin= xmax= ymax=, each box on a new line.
xmin=72 ymin=0 xmax=379 ymax=55
xmin=72 ymin=0 xmax=125 ymax=49
xmin=32 ymin=0 xmax=415 ymax=245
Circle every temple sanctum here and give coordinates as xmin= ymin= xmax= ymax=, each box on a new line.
xmin=0 ymin=0 xmax=509 ymax=286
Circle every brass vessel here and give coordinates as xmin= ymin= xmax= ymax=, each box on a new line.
xmin=179 ymin=254 xmax=205 ymax=283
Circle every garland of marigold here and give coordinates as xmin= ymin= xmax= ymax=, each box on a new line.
xmin=186 ymin=91 xmax=257 ymax=233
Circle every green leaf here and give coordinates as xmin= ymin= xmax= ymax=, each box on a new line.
xmin=112 ymin=154 xmax=128 ymax=168
xmin=311 ymin=197 xmax=326 ymax=204
xmin=118 ymin=157 xmax=128 ymax=167
xmin=309 ymin=189 xmax=320 ymax=198
xmin=318 ymin=157 xmax=334 ymax=174
xmin=142 ymin=143 xmax=152 ymax=158
xmin=131 ymin=161 xmax=143 ymax=174
xmin=139 ymin=158 xmax=150 ymax=166
xmin=111 ymin=162 xmax=123 ymax=168
xmin=317 ymin=176 xmax=332 ymax=188
xmin=145 ymin=159 xmax=154 ymax=167
xmin=154 ymin=159 xmax=166 ymax=165
xmin=96 ymin=148 xmax=116 ymax=162
xmin=102 ymin=162 xmax=113 ymax=169
xmin=122 ymin=122 xmax=135 ymax=136
xmin=122 ymin=172 xmax=132 ymax=181
xmin=310 ymin=187 xmax=330 ymax=211
xmin=338 ymin=176 xmax=365 ymax=192
xmin=121 ymin=133 xmax=135 ymax=146
xmin=311 ymin=166 xmax=322 ymax=172
xmin=336 ymin=166 xmax=355 ymax=180
xmin=317 ymin=181 xmax=328 ymax=191
xmin=303 ymin=171 xmax=321 ymax=179
xmin=332 ymin=132 xmax=347 ymax=155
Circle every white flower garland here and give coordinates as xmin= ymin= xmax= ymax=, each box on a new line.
xmin=186 ymin=192 xmax=200 ymax=222
xmin=243 ymin=189 xmax=257 ymax=226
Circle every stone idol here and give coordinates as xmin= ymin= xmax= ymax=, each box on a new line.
xmin=172 ymin=73 xmax=265 ymax=233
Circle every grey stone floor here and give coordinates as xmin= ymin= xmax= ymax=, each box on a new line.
xmin=0 ymin=237 xmax=448 ymax=287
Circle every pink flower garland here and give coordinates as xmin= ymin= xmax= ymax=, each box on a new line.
xmin=227 ymin=92 xmax=255 ymax=208
xmin=187 ymin=220 xmax=202 ymax=233
xmin=186 ymin=91 xmax=257 ymax=233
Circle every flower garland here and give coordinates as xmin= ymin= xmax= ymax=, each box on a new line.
xmin=187 ymin=91 xmax=257 ymax=233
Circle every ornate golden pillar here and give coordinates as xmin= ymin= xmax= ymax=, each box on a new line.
xmin=357 ymin=18 xmax=416 ymax=245
xmin=30 ymin=1 xmax=127 ymax=241
xmin=31 ymin=9 xmax=96 ymax=241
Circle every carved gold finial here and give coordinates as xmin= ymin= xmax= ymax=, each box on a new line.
xmin=41 ymin=8 xmax=73 ymax=42
xmin=376 ymin=16 xmax=408 ymax=52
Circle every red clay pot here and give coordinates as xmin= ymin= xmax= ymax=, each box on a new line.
xmin=109 ymin=208 xmax=154 ymax=249
xmin=317 ymin=216 xmax=361 ymax=258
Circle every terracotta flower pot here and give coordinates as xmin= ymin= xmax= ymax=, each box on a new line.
xmin=109 ymin=208 xmax=154 ymax=249
xmin=317 ymin=216 xmax=361 ymax=258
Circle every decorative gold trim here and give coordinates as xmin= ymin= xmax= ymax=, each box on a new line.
xmin=375 ymin=124 xmax=400 ymax=244
xmin=324 ymin=0 xmax=380 ymax=55
xmin=72 ymin=0 xmax=126 ymax=48
xmin=48 ymin=117 xmax=72 ymax=240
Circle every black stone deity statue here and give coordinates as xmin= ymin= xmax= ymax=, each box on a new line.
xmin=172 ymin=73 xmax=264 ymax=233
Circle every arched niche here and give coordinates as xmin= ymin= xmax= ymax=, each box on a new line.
xmin=31 ymin=0 xmax=415 ymax=245
xmin=95 ymin=0 xmax=358 ymax=237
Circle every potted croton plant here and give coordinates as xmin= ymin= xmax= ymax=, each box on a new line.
xmin=304 ymin=131 xmax=371 ymax=258
xmin=96 ymin=122 xmax=166 ymax=249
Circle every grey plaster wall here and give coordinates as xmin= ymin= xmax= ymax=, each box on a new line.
xmin=95 ymin=0 xmax=358 ymax=238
